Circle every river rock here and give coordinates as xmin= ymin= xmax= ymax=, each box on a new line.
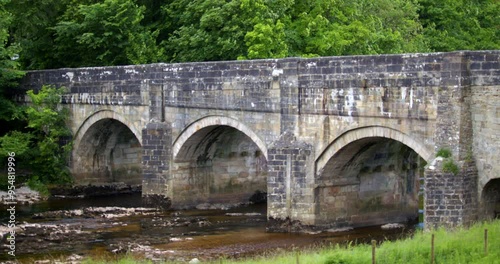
xmin=195 ymin=203 xmax=211 ymax=210
xmin=49 ymin=183 xmax=141 ymax=198
xmin=381 ymin=223 xmax=405 ymax=229
xmin=0 ymin=186 xmax=44 ymax=205
xmin=189 ymin=258 xmax=201 ymax=263
xmin=196 ymin=202 xmax=243 ymax=210
xmin=8 ymin=222 xmax=97 ymax=255
xmin=141 ymin=216 xmax=211 ymax=229
xmin=225 ymin=212 xmax=262 ymax=217
xmin=33 ymin=207 xmax=158 ymax=219
xmin=266 ymin=217 xmax=308 ymax=233
xmin=326 ymin=227 xmax=354 ymax=233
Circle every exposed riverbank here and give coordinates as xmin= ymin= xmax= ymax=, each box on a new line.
xmin=76 ymin=219 xmax=499 ymax=264
xmin=0 ymin=193 xmax=418 ymax=264
xmin=4 ymin=190 xmax=494 ymax=264
xmin=0 ymin=186 xmax=44 ymax=205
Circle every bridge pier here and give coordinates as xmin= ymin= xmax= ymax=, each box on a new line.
xmin=142 ymin=122 xmax=172 ymax=209
xmin=424 ymin=160 xmax=478 ymax=229
xmin=267 ymin=132 xmax=316 ymax=230
xmin=424 ymin=53 xmax=479 ymax=229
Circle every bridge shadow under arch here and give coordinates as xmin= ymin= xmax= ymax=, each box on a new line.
xmin=171 ymin=116 xmax=268 ymax=208
xmin=481 ymin=178 xmax=500 ymax=220
xmin=72 ymin=111 xmax=142 ymax=185
xmin=315 ymin=126 xmax=431 ymax=228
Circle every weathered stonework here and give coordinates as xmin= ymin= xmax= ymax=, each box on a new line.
xmin=20 ymin=51 xmax=500 ymax=230
xmin=267 ymin=132 xmax=315 ymax=228
xmin=316 ymin=139 xmax=424 ymax=228
xmin=424 ymin=160 xmax=478 ymax=229
xmin=72 ymin=118 xmax=142 ymax=185
xmin=142 ymin=122 xmax=171 ymax=208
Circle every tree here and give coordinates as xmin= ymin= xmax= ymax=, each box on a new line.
xmin=242 ymin=19 xmax=288 ymax=59
xmin=163 ymin=0 xmax=292 ymax=62
xmin=286 ymin=0 xmax=429 ymax=57
xmin=6 ymin=0 xmax=69 ymax=69
xmin=0 ymin=0 xmax=24 ymax=127
xmin=0 ymin=86 xmax=72 ymax=184
xmin=53 ymin=0 xmax=163 ymax=67
xmin=418 ymin=0 xmax=500 ymax=51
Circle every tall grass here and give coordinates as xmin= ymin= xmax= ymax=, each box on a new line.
xmin=83 ymin=220 xmax=500 ymax=264
xmin=231 ymin=220 xmax=500 ymax=264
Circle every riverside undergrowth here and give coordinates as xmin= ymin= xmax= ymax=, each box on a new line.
xmin=83 ymin=219 xmax=500 ymax=264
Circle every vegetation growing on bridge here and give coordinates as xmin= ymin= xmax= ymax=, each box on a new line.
xmin=436 ymin=148 xmax=460 ymax=175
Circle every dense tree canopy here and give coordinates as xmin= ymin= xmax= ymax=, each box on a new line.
xmin=418 ymin=0 xmax=499 ymax=52
xmin=0 ymin=0 xmax=24 ymax=126
xmin=3 ymin=0 xmax=499 ymax=68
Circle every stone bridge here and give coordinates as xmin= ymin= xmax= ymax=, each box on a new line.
xmin=21 ymin=51 xmax=500 ymax=230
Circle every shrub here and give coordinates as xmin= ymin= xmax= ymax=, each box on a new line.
xmin=26 ymin=175 xmax=50 ymax=197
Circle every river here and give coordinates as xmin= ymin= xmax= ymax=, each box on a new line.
xmin=0 ymin=193 xmax=417 ymax=263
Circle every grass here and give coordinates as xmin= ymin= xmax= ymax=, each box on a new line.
xmin=436 ymin=148 xmax=452 ymax=158
xmin=442 ymin=159 xmax=460 ymax=175
xmin=83 ymin=220 xmax=500 ymax=264
xmin=435 ymin=147 xmax=460 ymax=175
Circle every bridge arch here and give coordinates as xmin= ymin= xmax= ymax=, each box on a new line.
xmin=316 ymin=126 xmax=432 ymax=175
xmin=170 ymin=115 xmax=268 ymax=207
xmin=480 ymin=178 xmax=500 ymax=220
xmin=314 ymin=126 xmax=432 ymax=227
xmin=72 ymin=110 xmax=142 ymax=185
xmin=173 ymin=116 xmax=268 ymax=160
xmin=74 ymin=110 xmax=142 ymax=149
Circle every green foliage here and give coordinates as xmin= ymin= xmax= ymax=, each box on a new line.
xmin=418 ymin=0 xmax=500 ymax=51
xmin=435 ymin=148 xmax=459 ymax=175
xmin=4 ymin=0 xmax=500 ymax=67
xmin=0 ymin=85 xmax=72 ymax=185
xmin=230 ymin=220 xmax=499 ymax=264
xmin=53 ymin=0 xmax=163 ymax=67
xmin=0 ymin=0 xmax=24 ymax=121
xmin=443 ymin=159 xmax=460 ymax=175
xmin=436 ymin=148 xmax=452 ymax=158
xmin=25 ymin=85 xmax=72 ymax=184
xmin=5 ymin=0 xmax=69 ymax=69
xmin=26 ymin=175 xmax=50 ymax=197
xmin=0 ymin=130 xmax=32 ymax=156
xmin=242 ymin=19 xmax=288 ymax=59
xmin=163 ymin=0 xmax=287 ymax=62
xmin=285 ymin=0 xmax=430 ymax=57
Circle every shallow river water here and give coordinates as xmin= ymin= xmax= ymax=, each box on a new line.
xmin=0 ymin=193 xmax=417 ymax=263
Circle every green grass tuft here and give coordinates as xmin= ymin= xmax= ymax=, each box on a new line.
xmin=442 ymin=159 xmax=460 ymax=175
xmin=436 ymin=148 xmax=452 ymax=158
